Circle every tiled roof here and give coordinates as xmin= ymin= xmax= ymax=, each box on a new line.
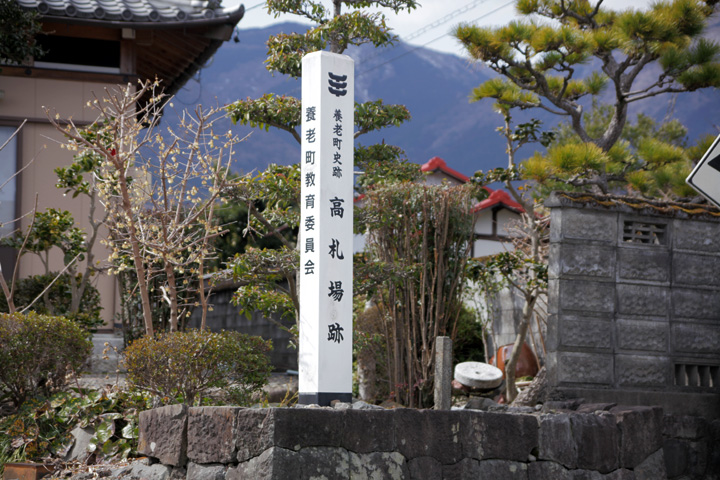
xmin=16 ymin=0 xmax=241 ymax=25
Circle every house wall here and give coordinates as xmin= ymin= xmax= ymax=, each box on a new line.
xmin=0 ymin=76 xmax=121 ymax=326
xmin=496 ymin=208 xmax=519 ymax=236
xmin=545 ymin=192 xmax=720 ymax=418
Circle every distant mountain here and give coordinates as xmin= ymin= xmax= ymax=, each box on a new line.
xmin=166 ymin=21 xmax=720 ymax=178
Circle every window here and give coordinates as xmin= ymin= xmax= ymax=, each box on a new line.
xmin=0 ymin=126 xmax=18 ymax=238
xmin=0 ymin=126 xmax=18 ymax=280
xmin=34 ymin=35 xmax=121 ymax=73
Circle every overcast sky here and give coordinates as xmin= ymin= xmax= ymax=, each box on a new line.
xmin=227 ymin=0 xmax=655 ymax=57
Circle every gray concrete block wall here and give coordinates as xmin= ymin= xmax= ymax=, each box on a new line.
xmin=187 ymin=284 xmax=298 ymax=371
xmin=546 ymin=193 xmax=720 ymax=418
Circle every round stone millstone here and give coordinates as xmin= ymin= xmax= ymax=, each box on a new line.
xmin=454 ymin=362 xmax=503 ymax=389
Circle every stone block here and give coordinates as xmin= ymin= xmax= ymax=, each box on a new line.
xmin=186 ymin=463 xmax=226 ymax=480
xmin=138 ymin=404 xmax=188 ymax=467
xmin=296 ymin=446 xmax=350 ymax=479
xmin=66 ymin=427 xmax=94 ymax=463
xmin=616 ymin=320 xmax=667 ymax=352
xmin=569 ymin=470 xmax=604 ymax=480
xmin=441 ymin=458 xmax=480 ymax=480
xmin=538 ymin=414 xmax=578 ymax=468
xmin=673 ymin=219 xmax=720 ymax=252
xmin=407 ymin=456 xmax=442 ymax=480
xmin=603 ymin=469 xmax=635 ymax=479
xmin=273 ymin=408 xmax=345 ymax=450
xmin=560 ymin=317 xmax=612 ymax=350
xmin=123 ymin=463 xmax=173 ymax=480
xmin=349 ymin=451 xmax=408 ymax=479
xmin=227 ymin=447 xmax=298 ymax=480
xmin=634 ymin=449 xmax=666 ymax=480
xmin=476 ymin=459 xmax=529 ymax=479
xmin=571 ymin=413 xmax=619 ymax=473
xmin=686 ymin=439 xmax=709 ymax=477
xmin=341 ymin=409 xmax=395 ymax=453
xmin=558 ymin=280 xmax=615 ymax=314
xmin=528 ymin=461 xmax=572 ymax=480
xmin=707 ymin=420 xmax=720 ymax=477
xmin=558 ymin=353 xmax=613 ymax=386
xmin=554 ymin=209 xmax=617 ymax=244
xmin=235 ymin=408 xmax=276 ymax=462
xmin=394 ymin=409 xmax=462 ymax=464
xmin=662 ymin=415 xmax=708 ymax=440
xmin=460 ymin=411 xmax=538 ymax=462
xmin=575 ymin=404 xmax=617 ymax=414
xmin=662 ymin=438 xmax=688 ymax=478
xmin=187 ymin=407 xmax=239 ymax=464
xmin=551 ymin=244 xmax=615 ymax=278
xmin=673 ymin=253 xmax=720 ymax=287
xmin=672 ymin=288 xmax=720 ymax=321
xmin=610 ymin=406 xmax=663 ymax=468
xmin=617 ymin=248 xmax=670 ymax=283
xmin=672 ymin=323 xmax=720 ymax=354
xmin=617 ymin=285 xmax=668 ymax=317
xmin=615 ymin=356 xmax=669 ymax=388
xmin=169 ymin=466 xmax=186 ymax=480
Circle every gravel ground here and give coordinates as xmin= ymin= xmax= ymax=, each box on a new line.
xmin=74 ymin=372 xmax=299 ymax=402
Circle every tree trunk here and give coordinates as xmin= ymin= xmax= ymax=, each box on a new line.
xmin=504 ymin=293 xmax=536 ymax=403
xmin=118 ymin=174 xmax=154 ymax=337
xmin=513 ymin=366 xmax=546 ymax=406
xmin=164 ymin=263 xmax=179 ymax=332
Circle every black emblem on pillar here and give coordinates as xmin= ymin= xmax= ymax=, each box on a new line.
xmin=328 ymin=72 xmax=347 ymax=97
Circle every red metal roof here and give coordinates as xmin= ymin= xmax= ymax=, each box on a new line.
xmin=361 ymin=156 xmax=523 ymax=214
xmin=420 ymin=156 xmax=470 ymax=183
xmin=473 ymin=188 xmax=525 ymax=214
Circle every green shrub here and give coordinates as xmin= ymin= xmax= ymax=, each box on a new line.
xmin=123 ymin=330 xmax=272 ymax=406
xmin=0 ymin=312 xmax=93 ymax=407
xmin=0 ymin=387 xmax=152 ymax=476
xmin=453 ymin=305 xmax=486 ymax=365
xmin=0 ymin=273 xmax=103 ymax=332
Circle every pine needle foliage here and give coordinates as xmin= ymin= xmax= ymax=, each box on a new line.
xmin=455 ymin=0 xmax=720 ymax=164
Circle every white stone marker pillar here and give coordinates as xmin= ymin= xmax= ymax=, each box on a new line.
xmin=298 ymin=51 xmax=354 ymax=405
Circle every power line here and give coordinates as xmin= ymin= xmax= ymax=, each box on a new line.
xmin=358 ymin=0 xmax=495 ymax=68
xmin=244 ymin=2 xmax=264 ymax=12
xmin=403 ymin=0 xmax=492 ymax=42
xmin=358 ymin=0 xmax=514 ymax=78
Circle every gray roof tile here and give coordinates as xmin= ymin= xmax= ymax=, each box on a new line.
xmin=17 ymin=0 xmax=234 ymax=23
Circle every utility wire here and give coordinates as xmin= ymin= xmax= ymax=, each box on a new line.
xmin=358 ymin=0 xmax=495 ymax=68
xmin=403 ymin=0 xmax=492 ymax=42
xmin=358 ymin=0 xmax=514 ymax=77
xmin=244 ymin=1 xmax=264 ymax=11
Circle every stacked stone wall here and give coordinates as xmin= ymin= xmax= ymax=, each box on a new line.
xmin=545 ymin=194 xmax=720 ymax=418
xmin=135 ymin=404 xmax=720 ymax=479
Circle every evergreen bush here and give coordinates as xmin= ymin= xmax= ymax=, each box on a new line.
xmin=123 ymin=329 xmax=272 ymax=406
xmin=0 ymin=272 xmax=103 ymax=332
xmin=0 ymin=312 xmax=93 ymax=406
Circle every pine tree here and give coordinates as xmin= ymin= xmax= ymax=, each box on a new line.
xmin=456 ymin=0 xmax=720 ymax=196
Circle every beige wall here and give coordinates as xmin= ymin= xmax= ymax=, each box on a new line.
xmin=0 ymin=76 xmax=120 ymax=327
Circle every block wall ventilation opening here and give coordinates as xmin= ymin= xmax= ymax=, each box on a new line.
xmin=622 ymin=221 xmax=667 ymax=245
xmin=674 ymin=364 xmax=719 ymax=389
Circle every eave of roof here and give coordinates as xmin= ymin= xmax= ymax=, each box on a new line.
xmin=14 ymin=0 xmax=244 ymax=109
xmin=420 ymin=156 xmax=470 ymax=183
xmin=473 ymin=188 xmax=525 ymax=214
xmin=17 ymin=0 xmax=244 ymax=28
